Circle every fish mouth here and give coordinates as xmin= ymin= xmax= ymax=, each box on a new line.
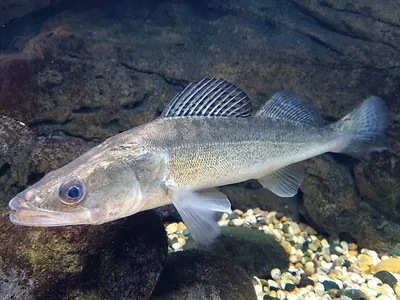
xmin=9 ymin=196 xmax=92 ymax=227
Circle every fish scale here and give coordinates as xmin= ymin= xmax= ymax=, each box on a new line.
xmin=138 ymin=116 xmax=334 ymax=190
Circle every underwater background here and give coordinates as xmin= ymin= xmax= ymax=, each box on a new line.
xmin=0 ymin=0 xmax=400 ymax=299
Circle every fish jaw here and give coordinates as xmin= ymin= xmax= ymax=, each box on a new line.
xmin=9 ymin=196 xmax=93 ymax=227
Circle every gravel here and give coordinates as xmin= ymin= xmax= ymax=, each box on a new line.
xmin=165 ymin=208 xmax=400 ymax=300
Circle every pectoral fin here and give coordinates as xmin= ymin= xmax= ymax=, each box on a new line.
xmin=169 ymin=187 xmax=231 ymax=245
xmin=258 ymin=163 xmax=304 ymax=198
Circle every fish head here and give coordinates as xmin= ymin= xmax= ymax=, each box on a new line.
xmin=8 ymin=144 xmax=163 ymax=227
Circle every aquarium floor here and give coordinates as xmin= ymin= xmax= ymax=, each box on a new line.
xmin=165 ymin=208 xmax=400 ymax=300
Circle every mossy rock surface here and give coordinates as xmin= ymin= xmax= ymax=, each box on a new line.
xmin=0 ymin=210 xmax=168 ymax=299
xmin=184 ymin=226 xmax=289 ymax=278
xmin=151 ymin=249 xmax=257 ymax=300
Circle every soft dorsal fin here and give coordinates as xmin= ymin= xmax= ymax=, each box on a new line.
xmin=256 ymin=91 xmax=325 ymax=127
xmin=161 ymin=77 xmax=252 ymax=118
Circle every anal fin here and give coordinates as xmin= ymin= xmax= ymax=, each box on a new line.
xmin=258 ymin=163 xmax=304 ymax=198
xmin=169 ymin=187 xmax=231 ymax=245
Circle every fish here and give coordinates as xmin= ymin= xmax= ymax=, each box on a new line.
xmin=8 ymin=77 xmax=390 ymax=244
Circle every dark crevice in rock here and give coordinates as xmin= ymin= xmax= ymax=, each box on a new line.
xmin=339 ymin=231 xmax=356 ymax=243
xmin=72 ymin=106 xmax=102 ymax=114
xmin=287 ymin=0 xmax=399 ymax=51
xmin=56 ymin=51 xmax=92 ymax=60
xmin=293 ymin=30 xmax=344 ymax=56
xmin=120 ymin=61 xmax=188 ymax=88
xmin=101 ymin=119 xmax=123 ymax=133
xmin=29 ymin=118 xmax=73 ymax=127
xmin=0 ymin=163 xmax=11 ymax=177
xmin=329 ymin=153 xmax=359 ymax=170
xmin=154 ymin=108 xmax=163 ymax=118
xmin=27 ymin=172 xmax=45 ymax=185
xmin=121 ymin=93 xmax=149 ymax=110
xmin=320 ymin=2 xmax=400 ymax=30
xmin=58 ymin=129 xmax=101 ymax=143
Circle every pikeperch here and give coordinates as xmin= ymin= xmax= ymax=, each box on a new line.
xmin=8 ymin=78 xmax=389 ymax=244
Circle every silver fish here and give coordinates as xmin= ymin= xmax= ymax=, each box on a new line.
xmin=8 ymin=78 xmax=389 ymax=244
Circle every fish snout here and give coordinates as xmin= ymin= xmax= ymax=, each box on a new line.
xmin=9 ymin=196 xmax=29 ymax=212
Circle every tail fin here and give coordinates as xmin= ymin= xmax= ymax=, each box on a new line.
xmin=333 ymin=96 xmax=390 ymax=155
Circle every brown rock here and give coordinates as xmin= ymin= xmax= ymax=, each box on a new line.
xmin=150 ymin=249 xmax=257 ymax=300
xmin=0 ymin=211 xmax=168 ymax=299
xmin=0 ymin=115 xmax=33 ymax=206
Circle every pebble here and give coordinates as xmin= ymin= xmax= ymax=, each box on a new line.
xmin=271 ymin=268 xmax=281 ymax=281
xmin=230 ymin=218 xmax=244 ymax=227
xmin=395 ymin=284 xmax=400 ymax=297
xmin=268 ymin=279 xmax=280 ymax=291
xmin=164 ymin=208 xmax=400 ymax=299
xmin=314 ymin=282 xmax=325 ymax=296
xmin=166 ymin=223 xmax=178 ymax=234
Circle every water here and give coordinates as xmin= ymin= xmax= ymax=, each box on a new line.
xmin=0 ymin=1 xmax=399 ymax=299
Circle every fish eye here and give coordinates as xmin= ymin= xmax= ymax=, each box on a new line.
xmin=59 ymin=179 xmax=86 ymax=205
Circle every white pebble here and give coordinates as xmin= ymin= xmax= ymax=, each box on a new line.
xmin=271 ymin=268 xmax=281 ymax=281
xmin=314 ymin=282 xmax=325 ymax=297
xmin=333 ymin=279 xmax=344 ymax=290
xmin=272 ymin=229 xmax=284 ymax=241
xmin=360 ymin=283 xmax=379 ymax=298
xmin=367 ymin=277 xmax=383 ymax=289
xmin=246 ymin=215 xmax=257 ymax=224
xmin=317 ymin=274 xmax=330 ymax=283
xmin=254 ymin=284 xmax=263 ymax=295
xmin=172 ymin=243 xmax=181 ymax=250
xmin=267 ymin=279 xmax=279 ymax=290
xmin=287 ymin=294 xmax=298 ymax=300
xmin=321 ymin=239 xmax=329 ymax=248
xmin=166 ymin=223 xmax=178 ymax=234
xmin=320 ymin=260 xmax=333 ymax=273
xmin=349 ymin=273 xmax=365 ymax=284
xmin=298 ymin=235 xmax=305 ymax=245
xmin=289 ymin=255 xmax=298 ymax=264
xmin=232 ymin=218 xmax=244 ymax=227
xmin=334 ymin=246 xmax=343 ymax=254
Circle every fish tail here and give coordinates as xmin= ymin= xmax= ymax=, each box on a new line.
xmin=332 ymin=96 xmax=390 ymax=155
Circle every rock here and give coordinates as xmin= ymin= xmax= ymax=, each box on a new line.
xmin=323 ymin=280 xmax=340 ymax=291
xmin=263 ymin=296 xmax=279 ymax=300
xmin=299 ymin=274 xmax=315 ymax=288
xmin=0 ymin=210 xmax=168 ymax=299
xmin=373 ymin=257 xmax=400 ymax=273
xmin=184 ymin=226 xmax=289 ymax=278
xmin=150 ymin=249 xmax=257 ymax=300
xmin=284 ymin=282 xmax=296 ymax=292
xmin=301 ymin=154 xmax=400 ymax=251
xmin=342 ymin=289 xmax=368 ymax=300
xmin=373 ymin=271 xmax=398 ymax=289
xmin=0 ymin=0 xmax=68 ymax=27
xmin=0 ymin=116 xmax=33 ymax=207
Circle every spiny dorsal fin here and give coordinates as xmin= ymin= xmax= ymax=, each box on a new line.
xmin=161 ymin=77 xmax=252 ymax=118
xmin=256 ymin=91 xmax=324 ymax=127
